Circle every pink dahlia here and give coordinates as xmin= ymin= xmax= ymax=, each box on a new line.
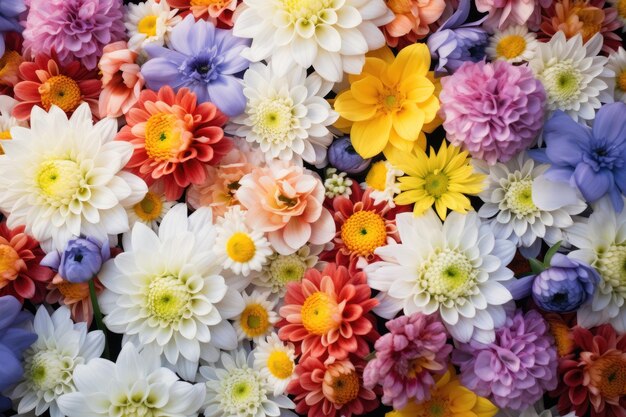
xmin=362 ymin=312 xmax=452 ymax=410
xmin=452 ymin=309 xmax=559 ymax=411
xmin=236 ymin=161 xmax=335 ymax=255
xmin=476 ymin=0 xmax=538 ymax=30
xmin=98 ymin=41 xmax=144 ymax=118
xmin=22 ymin=0 xmax=125 ymax=70
xmin=440 ymin=60 xmax=546 ymax=165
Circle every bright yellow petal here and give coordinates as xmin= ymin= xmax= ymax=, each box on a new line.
xmin=419 ymin=95 xmax=441 ymax=123
xmin=367 ymin=45 xmax=395 ymax=64
xmin=434 ymin=198 xmax=448 ymax=219
xmin=391 ymin=102 xmax=425 ymax=140
xmin=394 ymin=189 xmax=428 ymax=205
xmin=402 ymin=75 xmax=436 ymax=103
xmin=384 ymin=145 xmax=425 ymax=177
xmin=397 ymin=176 xmax=425 ymax=189
xmin=413 ymin=195 xmax=435 ymax=215
xmin=351 ymin=76 xmax=384 ymax=105
xmin=334 ymin=90 xmax=377 ymax=121
xmin=389 ymin=43 xmax=431 ymax=81
xmin=350 ymin=115 xmax=392 ymax=158
xmin=473 ymin=397 xmax=498 ymax=417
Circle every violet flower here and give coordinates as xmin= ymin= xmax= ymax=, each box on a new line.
xmin=327 ymin=136 xmax=372 ymax=174
xmin=0 ymin=0 xmax=25 ymax=57
xmin=42 ymin=237 xmax=110 ymax=283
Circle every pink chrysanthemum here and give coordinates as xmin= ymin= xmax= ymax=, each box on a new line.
xmin=98 ymin=41 xmax=144 ymax=118
xmin=22 ymin=0 xmax=126 ymax=70
xmin=278 ymin=263 xmax=378 ymax=360
xmin=439 ymin=60 xmax=546 ymax=165
xmin=476 ymin=0 xmax=539 ymax=30
xmin=288 ymin=356 xmax=379 ymax=417
xmin=363 ymin=312 xmax=452 ymax=410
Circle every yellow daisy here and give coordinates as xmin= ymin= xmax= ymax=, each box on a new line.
xmin=386 ymin=369 xmax=498 ymax=417
xmin=390 ymin=141 xmax=485 ymax=220
xmin=334 ymin=44 xmax=440 ymax=159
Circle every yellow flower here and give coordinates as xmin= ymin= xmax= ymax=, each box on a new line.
xmin=334 ymin=44 xmax=440 ymax=159
xmin=386 ymin=369 xmax=498 ymax=417
xmin=390 ymin=141 xmax=485 ymax=220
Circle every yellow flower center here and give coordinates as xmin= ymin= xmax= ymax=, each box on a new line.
xmin=505 ymin=179 xmax=537 ymax=216
xmin=0 ymin=244 xmax=21 ymax=279
xmin=301 ymin=291 xmax=340 ymax=335
xmin=38 ymin=75 xmax=82 ymax=113
xmin=36 ymin=159 xmax=83 ymax=202
xmin=147 ymin=275 xmax=190 ymax=323
xmin=325 ymin=369 xmax=360 ymax=405
xmin=0 ymin=50 xmax=22 ymax=82
xmin=386 ymin=0 xmax=412 ymax=14
xmin=618 ymin=0 xmax=626 ymax=19
xmin=546 ymin=317 xmax=575 ymax=357
xmin=378 ymin=89 xmax=404 ymax=113
xmin=56 ymin=280 xmax=89 ymax=300
xmin=341 ymin=210 xmax=387 ymax=256
xmin=423 ymin=396 xmax=451 ymax=417
xmin=595 ymin=243 xmax=626 ymax=297
xmin=421 ymin=248 xmax=477 ymax=302
xmin=281 ymin=0 xmax=328 ymax=20
xmin=267 ymin=350 xmax=294 ymax=379
xmin=366 ymin=161 xmax=389 ymax=191
xmin=496 ymin=35 xmax=527 ymax=60
xmin=144 ymin=112 xmax=185 ymax=161
xmin=226 ymin=232 xmax=257 ymax=263
xmin=133 ymin=191 xmax=164 ymax=222
xmin=424 ymin=171 xmax=449 ymax=198
xmin=240 ymin=303 xmax=271 ymax=337
xmin=587 ymin=355 xmax=626 ymax=398
xmin=138 ymin=15 xmax=158 ymax=37
xmin=617 ymin=69 xmax=626 ymax=93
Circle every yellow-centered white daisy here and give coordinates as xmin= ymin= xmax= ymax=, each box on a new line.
xmin=253 ymin=333 xmax=297 ymax=396
xmin=125 ymin=0 xmax=181 ymax=52
xmin=126 ymin=181 xmax=174 ymax=233
xmin=486 ymin=25 xmax=538 ymax=63
xmin=234 ymin=290 xmax=279 ymax=342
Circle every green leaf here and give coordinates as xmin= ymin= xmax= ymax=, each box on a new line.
xmin=529 ymin=258 xmax=545 ymax=274
xmin=543 ymin=240 xmax=563 ymax=267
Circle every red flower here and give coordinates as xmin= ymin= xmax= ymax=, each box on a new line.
xmin=166 ymin=0 xmax=240 ymax=28
xmin=288 ymin=355 xmax=379 ymax=417
xmin=116 ymin=86 xmax=233 ymax=200
xmin=278 ymin=263 xmax=378 ymax=360
xmin=12 ymin=51 xmax=101 ymax=120
xmin=0 ymin=221 xmax=54 ymax=303
xmin=553 ymin=324 xmax=626 ymax=417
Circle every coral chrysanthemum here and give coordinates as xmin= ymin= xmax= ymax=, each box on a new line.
xmin=382 ymin=0 xmax=446 ymax=47
xmin=0 ymin=222 xmax=53 ymax=304
xmin=553 ymin=324 xmax=626 ymax=417
xmin=334 ymin=44 xmax=439 ymax=158
xmin=288 ymin=356 xmax=378 ymax=417
xmin=12 ymin=52 xmax=102 ymax=121
xmin=278 ymin=263 xmax=378 ymax=360
xmin=167 ymin=0 xmax=239 ymax=28
xmin=116 ymin=86 xmax=233 ymax=200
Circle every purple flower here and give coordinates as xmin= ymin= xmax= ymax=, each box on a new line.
xmin=327 ymin=136 xmax=371 ymax=174
xmin=22 ymin=0 xmax=125 ymax=70
xmin=532 ymin=253 xmax=599 ymax=313
xmin=530 ymin=102 xmax=626 ymax=212
xmin=426 ymin=0 xmax=489 ymax=74
xmin=440 ymin=60 xmax=546 ymax=164
xmin=452 ymin=309 xmax=558 ymax=410
xmin=0 ymin=0 xmax=25 ymax=57
xmin=0 ymin=295 xmax=36 ymax=410
xmin=141 ymin=15 xmax=250 ymax=117
xmin=42 ymin=237 xmax=110 ymax=283
xmin=363 ymin=312 xmax=452 ymax=410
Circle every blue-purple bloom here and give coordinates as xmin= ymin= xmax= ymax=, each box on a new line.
xmin=41 ymin=237 xmax=110 ymax=283
xmin=0 ymin=295 xmax=36 ymax=412
xmin=530 ymin=102 xmax=626 ymax=212
xmin=327 ymin=136 xmax=371 ymax=174
xmin=0 ymin=0 xmax=25 ymax=57
xmin=141 ymin=14 xmax=250 ymax=117
xmin=426 ymin=0 xmax=489 ymax=74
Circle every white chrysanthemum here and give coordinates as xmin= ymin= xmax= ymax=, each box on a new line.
xmin=9 ymin=306 xmax=104 ymax=417
xmin=124 ymin=0 xmax=181 ymax=52
xmin=233 ymin=290 xmax=279 ymax=343
xmin=528 ymin=31 xmax=611 ymax=122
xmin=58 ymin=342 xmax=206 ymax=417
xmin=126 ymin=182 xmax=175 ymax=233
xmin=599 ymin=46 xmax=626 ymax=103
xmin=199 ymin=349 xmax=295 ymax=417
xmin=567 ymin=198 xmax=626 ymax=333
xmin=253 ymin=333 xmax=296 ymax=397
xmin=362 ymin=160 xmax=403 ymax=208
xmin=215 ymin=206 xmax=273 ymax=276
xmin=253 ymin=245 xmax=322 ymax=295
xmin=0 ymin=103 xmax=147 ymax=252
xmin=324 ymin=168 xmax=353 ymax=198
xmin=475 ymin=153 xmax=587 ymax=255
xmin=231 ymin=62 xmax=338 ymax=167
xmin=0 ymin=95 xmax=27 ymax=154
xmin=233 ymin=0 xmax=394 ymax=83
xmin=365 ymin=210 xmax=516 ymax=343
xmin=486 ymin=25 xmax=538 ymax=63
xmin=99 ymin=204 xmax=245 ymax=381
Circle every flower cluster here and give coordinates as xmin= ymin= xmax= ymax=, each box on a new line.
xmin=0 ymin=1 xmax=624 ymax=417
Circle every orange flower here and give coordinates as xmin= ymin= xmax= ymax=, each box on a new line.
xmin=383 ymin=0 xmax=446 ymax=48
xmin=166 ymin=0 xmax=239 ymax=27
xmin=45 ymin=275 xmax=104 ymax=326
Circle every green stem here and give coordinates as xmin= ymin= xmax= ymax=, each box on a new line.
xmin=89 ymin=279 xmax=110 ymax=360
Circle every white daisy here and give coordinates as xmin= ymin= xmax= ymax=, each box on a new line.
xmin=199 ymin=349 xmax=295 ymax=417
xmin=365 ymin=210 xmax=516 ymax=343
xmin=124 ymin=0 xmax=182 ymax=52
xmin=58 ymin=342 xmax=206 ymax=417
xmin=529 ymin=31 xmax=611 ymax=122
xmin=0 ymin=95 xmax=27 ymax=154
xmin=253 ymin=245 xmax=322 ymax=296
xmin=231 ymin=62 xmax=338 ymax=167
xmin=0 ymin=103 xmax=147 ymax=252
xmin=362 ymin=160 xmax=403 ymax=208
xmin=233 ymin=290 xmax=279 ymax=343
xmin=253 ymin=333 xmax=296 ymax=397
xmin=475 ymin=152 xmax=586 ymax=256
xmin=486 ymin=25 xmax=539 ymax=63
xmin=567 ymin=198 xmax=626 ymax=333
xmin=126 ymin=181 xmax=175 ymax=233
xmin=232 ymin=0 xmax=394 ymax=83
xmin=9 ymin=306 xmax=104 ymax=417
xmin=98 ymin=204 xmax=245 ymax=381
xmin=324 ymin=168 xmax=353 ymax=199
xmin=215 ymin=206 xmax=273 ymax=276
xmin=600 ymin=46 xmax=626 ymax=103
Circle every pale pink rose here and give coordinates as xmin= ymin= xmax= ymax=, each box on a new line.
xmin=236 ymin=161 xmax=335 ymax=255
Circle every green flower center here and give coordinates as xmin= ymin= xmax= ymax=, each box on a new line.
xmin=111 ymin=388 xmax=162 ymax=417
xmin=281 ymin=0 xmax=332 ymax=23
xmin=219 ymin=368 xmax=266 ymax=417
xmin=420 ymin=248 xmax=477 ymax=302
xmin=540 ymin=60 xmax=584 ymax=110
xmin=36 ymin=159 xmax=85 ymax=203
xmin=146 ymin=275 xmax=191 ymax=323
xmin=26 ymin=350 xmax=74 ymax=392
xmin=424 ymin=171 xmax=449 ymax=198
xmin=269 ymin=254 xmax=307 ymax=285
xmin=252 ymin=97 xmax=295 ymax=145
xmin=505 ymin=179 xmax=537 ymax=216
xmin=595 ymin=243 xmax=626 ymax=297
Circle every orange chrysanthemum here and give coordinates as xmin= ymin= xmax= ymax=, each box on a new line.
xmin=166 ymin=0 xmax=239 ymax=27
xmin=383 ymin=0 xmax=446 ymax=48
